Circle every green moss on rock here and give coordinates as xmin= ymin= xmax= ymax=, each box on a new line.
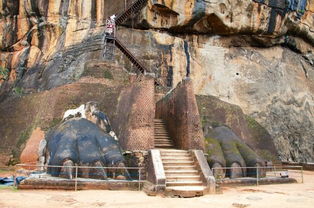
xmin=205 ymin=137 xmax=226 ymax=167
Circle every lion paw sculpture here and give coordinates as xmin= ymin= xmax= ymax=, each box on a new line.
xmin=40 ymin=102 xmax=128 ymax=180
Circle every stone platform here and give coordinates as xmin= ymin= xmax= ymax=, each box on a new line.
xmin=217 ymin=177 xmax=297 ymax=186
xmin=18 ymin=174 xmax=143 ymax=191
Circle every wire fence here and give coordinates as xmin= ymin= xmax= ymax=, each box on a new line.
xmin=213 ymin=165 xmax=304 ymax=186
xmin=1 ymin=164 xmax=305 ymax=190
xmin=1 ymin=164 xmax=145 ymax=191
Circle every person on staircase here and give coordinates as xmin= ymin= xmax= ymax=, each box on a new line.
xmin=105 ymin=15 xmax=116 ymax=39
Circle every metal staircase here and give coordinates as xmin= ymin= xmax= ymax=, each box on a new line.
xmin=104 ymin=0 xmax=148 ymax=74
xmin=106 ymin=37 xmax=146 ymax=73
xmin=115 ymin=0 xmax=148 ymax=25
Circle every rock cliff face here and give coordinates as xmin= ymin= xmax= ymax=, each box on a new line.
xmin=0 ymin=0 xmax=313 ymax=162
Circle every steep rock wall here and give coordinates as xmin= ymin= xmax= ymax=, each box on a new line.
xmin=0 ymin=0 xmax=313 ymax=162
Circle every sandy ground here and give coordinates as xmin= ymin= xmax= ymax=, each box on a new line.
xmin=0 ymin=171 xmax=313 ymax=208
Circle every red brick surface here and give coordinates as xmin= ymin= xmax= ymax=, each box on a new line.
xmin=20 ymin=128 xmax=45 ymax=166
xmin=113 ymin=76 xmax=155 ymax=151
xmin=156 ymin=79 xmax=205 ymax=150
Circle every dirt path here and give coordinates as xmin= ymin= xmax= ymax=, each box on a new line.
xmin=1 ymin=171 xmax=313 ymax=208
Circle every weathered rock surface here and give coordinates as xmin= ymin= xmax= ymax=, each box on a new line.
xmin=0 ymin=63 xmax=128 ymax=165
xmin=114 ymin=28 xmax=314 ymax=162
xmin=0 ymin=0 xmax=313 ymax=163
xmin=142 ymin=0 xmax=314 ymax=44
xmin=196 ymin=94 xmax=278 ymax=161
xmin=46 ymin=118 xmax=127 ymax=179
xmin=19 ymin=127 xmax=45 ymax=165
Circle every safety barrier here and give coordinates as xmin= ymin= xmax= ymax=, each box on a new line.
xmin=12 ymin=164 xmax=144 ymax=191
xmin=213 ymin=165 xmax=304 ymax=186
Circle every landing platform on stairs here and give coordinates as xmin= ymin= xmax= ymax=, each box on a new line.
xmin=165 ymin=186 xmax=206 ymax=198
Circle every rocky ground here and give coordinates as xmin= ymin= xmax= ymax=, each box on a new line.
xmin=0 ymin=171 xmax=313 ymax=208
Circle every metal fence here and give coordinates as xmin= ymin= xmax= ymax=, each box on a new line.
xmin=7 ymin=164 xmax=145 ymax=191
xmin=212 ymin=165 xmax=304 ymax=186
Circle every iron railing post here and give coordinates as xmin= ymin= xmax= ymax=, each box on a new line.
xmin=75 ymin=165 xmax=78 ymax=191
xmin=256 ymin=166 xmax=259 ymax=186
xmin=138 ymin=168 xmax=141 ymax=191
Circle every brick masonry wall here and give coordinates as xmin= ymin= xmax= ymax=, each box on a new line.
xmin=113 ymin=75 xmax=155 ymax=151
xmin=156 ymin=79 xmax=205 ymax=150
xmin=124 ymin=150 xmax=148 ymax=180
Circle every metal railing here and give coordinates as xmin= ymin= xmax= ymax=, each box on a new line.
xmin=12 ymin=164 xmax=144 ymax=191
xmin=212 ymin=165 xmax=304 ymax=186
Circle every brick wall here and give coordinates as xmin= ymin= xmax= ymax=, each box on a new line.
xmin=113 ymin=75 xmax=155 ymax=151
xmin=155 ymin=78 xmax=205 ymax=150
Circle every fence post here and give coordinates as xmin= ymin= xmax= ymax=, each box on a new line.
xmin=138 ymin=168 xmax=141 ymax=191
xmin=301 ymin=166 xmax=304 ymax=183
xmin=274 ymin=165 xmax=277 ymax=177
xmin=13 ymin=173 xmax=16 ymax=188
xmin=75 ymin=165 xmax=78 ymax=191
xmin=256 ymin=167 xmax=259 ymax=186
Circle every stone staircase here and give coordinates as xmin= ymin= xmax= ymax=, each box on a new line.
xmin=160 ymin=149 xmax=206 ymax=197
xmin=153 ymin=119 xmax=207 ymax=197
xmin=154 ymin=119 xmax=174 ymax=149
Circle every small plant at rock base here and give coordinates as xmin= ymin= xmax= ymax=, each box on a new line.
xmin=12 ymin=87 xmax=24 ymax=96
xmin=103 ymin=70 xmax=114 ymax=79
xmin=8 ymin=126 xmax=33 ymax=166
xmin=0 ymin=66 xmax=9 ymax=80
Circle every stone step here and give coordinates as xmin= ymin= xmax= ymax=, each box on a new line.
xmin=154 ymin=132 xmax=169 ymax=135
xmin=166 ymin=181 xmax=203 ymax=186
xmin=165 ymin=186 xmax=206 ymax=197
xmin=155 ymin=147 xmax=175 ymax=149
xmin=154 ymin=138 xmax=172 ymax=141
xmin=155 ymin=144 xmax=174 ymax=147
xmin=155 ymin=142 xmax=173 ymax=145
xmin=162 ymin=161 xmax=194 ymax=166
xmin=161 ymin=152 xmax=190 ymax=156
xmin=155 ymin=142 xmax=174 ymax=145
xmin=155 ymin=137 xmax=172 ymax=139
xmin=166 ymin=175 xmax=201 ymax=181
xmin=154 ymin=138 xmax=172 ymax=142
xmin=165 ymin=170 xmax=199 ymax=176
xmin=155 ymin=145 xmax=175 ymax=148
xmin=155 ymin=143 xmax=174 ymax=147
xmin=162 ymin=149 xmax=188 ymax=153
xmin=155 ymin=135 xmax=171 ymax=137
xmin=154 ymin=129 xmax=167 ymax=131
xmin=163 ymin=165 xmax=196 ymax=170
xmin=162 ymin=156 xmax=192 ymax=161
xmin=154 ymin=130 xmax=168 ymax=132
